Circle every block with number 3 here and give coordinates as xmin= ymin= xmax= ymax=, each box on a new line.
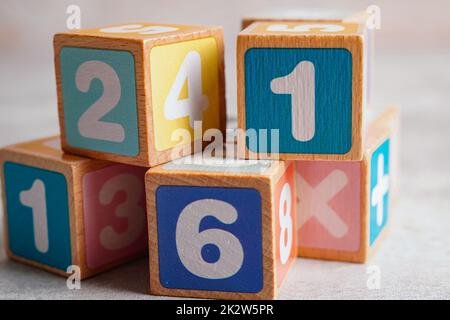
xmin=146 ymin=156 xmax=296 ymax=299
xmin=54 ymin=22 xmax=226 ymax=167
xmin=0 ymin=136 xmax=147 ymax=278
xmin=237 ymin=21 xmax=366 ymax=160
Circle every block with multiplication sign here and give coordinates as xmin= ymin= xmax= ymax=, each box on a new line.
xmin=54 ymin=22 xmax=226 ymax=167
xmin=237 ymin=21 xmax=367 ymax=161
xmin=0 ymin=136 xmax=147 ymax=278
xmin=295 ymin=116 xmax=392 ymax=262
xmin=146 ymin=156 xmax=296 ymax=299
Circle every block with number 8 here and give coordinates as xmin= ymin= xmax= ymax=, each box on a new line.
xmin=0 ymin=136 xmax=147 ymax=278
xmin=146 ymin=156 xmax=296 ymax=299
xmin=54 ymin=22 xmax=226 ymax=167
xmin=237 ymin=21 xmax=366 ymax=160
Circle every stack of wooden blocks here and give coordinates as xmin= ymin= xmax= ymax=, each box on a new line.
xmin=0 ymin=10 xmax=400 ymax=299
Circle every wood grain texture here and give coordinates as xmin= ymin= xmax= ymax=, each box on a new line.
xmin=0 ymin=136 xmax=146 ymax=279
xmin=296 ymin=120 xmax=392 ymax=263
xmin=145 ymin=160 xmax=293 ymax=299
xmin=54 ymin=22 xmax=226 ymax=168
xmin=237 ymin=21 xmax=365 ymax=161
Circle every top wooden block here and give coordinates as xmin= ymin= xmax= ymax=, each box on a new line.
xmin=54 ymin=22 xmax=226 ymax=167
xmin=237 ymin=21 xmax=367 ymax=161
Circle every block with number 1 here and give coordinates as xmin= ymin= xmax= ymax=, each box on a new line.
xmin=54 ymin=22 xmax=226 ymax=167
xmin=0 ymin=136 xmax=147 ymax=278
xmin=237 ymin=21 xmax=366 ymax=160
xmin=146 ymin=156 xmax=296 ymax=299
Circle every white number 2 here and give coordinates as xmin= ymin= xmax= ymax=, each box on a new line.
xmin=267 ymin=24 xmax=345 ymax=33
xmin=271 ymin=61 xmax=315 ymax=142
xmin=164 ymin=51 xmax=209 ymax=128
xmin=279 ymin=182 xmax=293 ymax=265
xmin=175 ymin=199 xmax=244 ymax=279
xmin=76 ymin=60 xmax=125 ymax=143
xmin=99 ymin=174 xmax=145 ymax=250
xmin=20 ymin=179 xmax=49 ymax=253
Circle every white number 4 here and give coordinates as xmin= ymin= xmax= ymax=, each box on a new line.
xmin=164 ymin=51 xmax=209 ymax=128
xmin=271 ymin=61 xmax=315 ymax=142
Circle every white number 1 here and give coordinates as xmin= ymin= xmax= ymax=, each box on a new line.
xmin=20 ymin=179 xmax=49 ymax=253
xmin=271 ymin=61 xmax=315 ymax=142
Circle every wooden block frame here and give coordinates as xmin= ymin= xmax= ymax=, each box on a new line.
xmin=54 ymin=22 xmax=226 ymax=167
xmin=146 ymin=160 xmax=295 ymax=299
xmin=0 ymin=136 xmax=146 ymax=278
xmin=296 ymin=122 xmax=392 ymax=263
xmin=237 ymin=22 xmax=365 ymax=161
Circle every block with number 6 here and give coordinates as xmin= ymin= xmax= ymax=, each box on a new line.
xmin=54 ymin=22 xmax=226 ymax=167
xmin=146 ymin=156 xmax=296 ymax=299
xmin=0 ymin=136 xmax=147 ymax=278
xmin=237 ymin=21 xmax=366 ymax=160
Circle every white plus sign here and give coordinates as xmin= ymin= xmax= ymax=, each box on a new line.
xmin=371 ymin=153 xmax=389 ymax=226
xmin=296 ymin=170 xmax=349 ymax=238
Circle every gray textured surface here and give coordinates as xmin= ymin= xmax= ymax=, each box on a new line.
xmin=1 ymin=37 xmax=450 ymax=299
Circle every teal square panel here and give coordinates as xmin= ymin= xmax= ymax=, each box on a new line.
xmin=3 ymin=162 xmax=72 ymax=271
xmin=60 ymin=46 xmax=139 ymax=156
xmin=245 ymin=48 xmax=352 ymax=154
xmin=369 ymin=139 xmax=390 ymax=245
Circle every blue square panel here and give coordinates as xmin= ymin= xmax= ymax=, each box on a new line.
xmin=3 ymin=162 xmax=72 ymax=270
xmin=60 ymin=46 xmax=139 ymax=156
xmin=156 ymin=186 xmax=263 ymax=293
xmin=369 ymin=139 xmax=390 ymax=245
xmin=245 ymin=48 xmax=352 ymax=154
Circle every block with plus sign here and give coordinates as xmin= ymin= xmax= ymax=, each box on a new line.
xmin=146 ymin=156 xmax=296 ymax=299
xmin=295 ymin=110 xmax=391 ymax=262
xmin=237 ymin=20 xmax=369 ymax=161
xmin=0 ymin=136 xmax=148 ymax=278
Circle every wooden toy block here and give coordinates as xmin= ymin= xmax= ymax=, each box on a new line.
xmin=0 ymin=136 xmax=148 ymax=279
xmin=54 ymin=22 xmax=226 ymax=167
xmin=237 ymin=21 xmax=367 ymax=161
xmin=295 ymin=117 xmax=392 ymax=263
xmin=146 ymin=156 xmax=297 ymax=299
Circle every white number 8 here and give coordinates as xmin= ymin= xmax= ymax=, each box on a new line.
xmin=279 ymin=182 xmax=293 ymax=265
xmin=175 ymin=199 xmax=244 ymax=279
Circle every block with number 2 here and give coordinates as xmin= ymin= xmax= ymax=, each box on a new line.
xmin=146 ymin=156 xmax=296 ymax=299
xmin=54 ymin=22 xmax=226 ymax=167
xmin=0 ymin=136 xmax=147 ymax=278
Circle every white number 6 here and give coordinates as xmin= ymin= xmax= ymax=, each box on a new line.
xmin=175 ymin=199 xmax=244 ymax=279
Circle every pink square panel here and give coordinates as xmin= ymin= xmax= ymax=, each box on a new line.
xmin=296 ymin=160 xmax=361 ymax=252
xmin=83 ymin=164 xmax=148 ymax=270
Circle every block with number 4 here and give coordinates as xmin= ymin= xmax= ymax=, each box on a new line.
xmin=237 ymin=21 xmax=367 ymax=160
xmin=146 ymin=156 xmax=296 ymax=299
xmin=296 ymin=111 xmax=392 ymax=262
xmin=54 ymin=22 xmax=226 ymax=167
xmin=0 ymin=136 xmax=147 ymax=278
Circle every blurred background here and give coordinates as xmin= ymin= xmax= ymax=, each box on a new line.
xmin=0 ymin=0 xmax=449 ymax=299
